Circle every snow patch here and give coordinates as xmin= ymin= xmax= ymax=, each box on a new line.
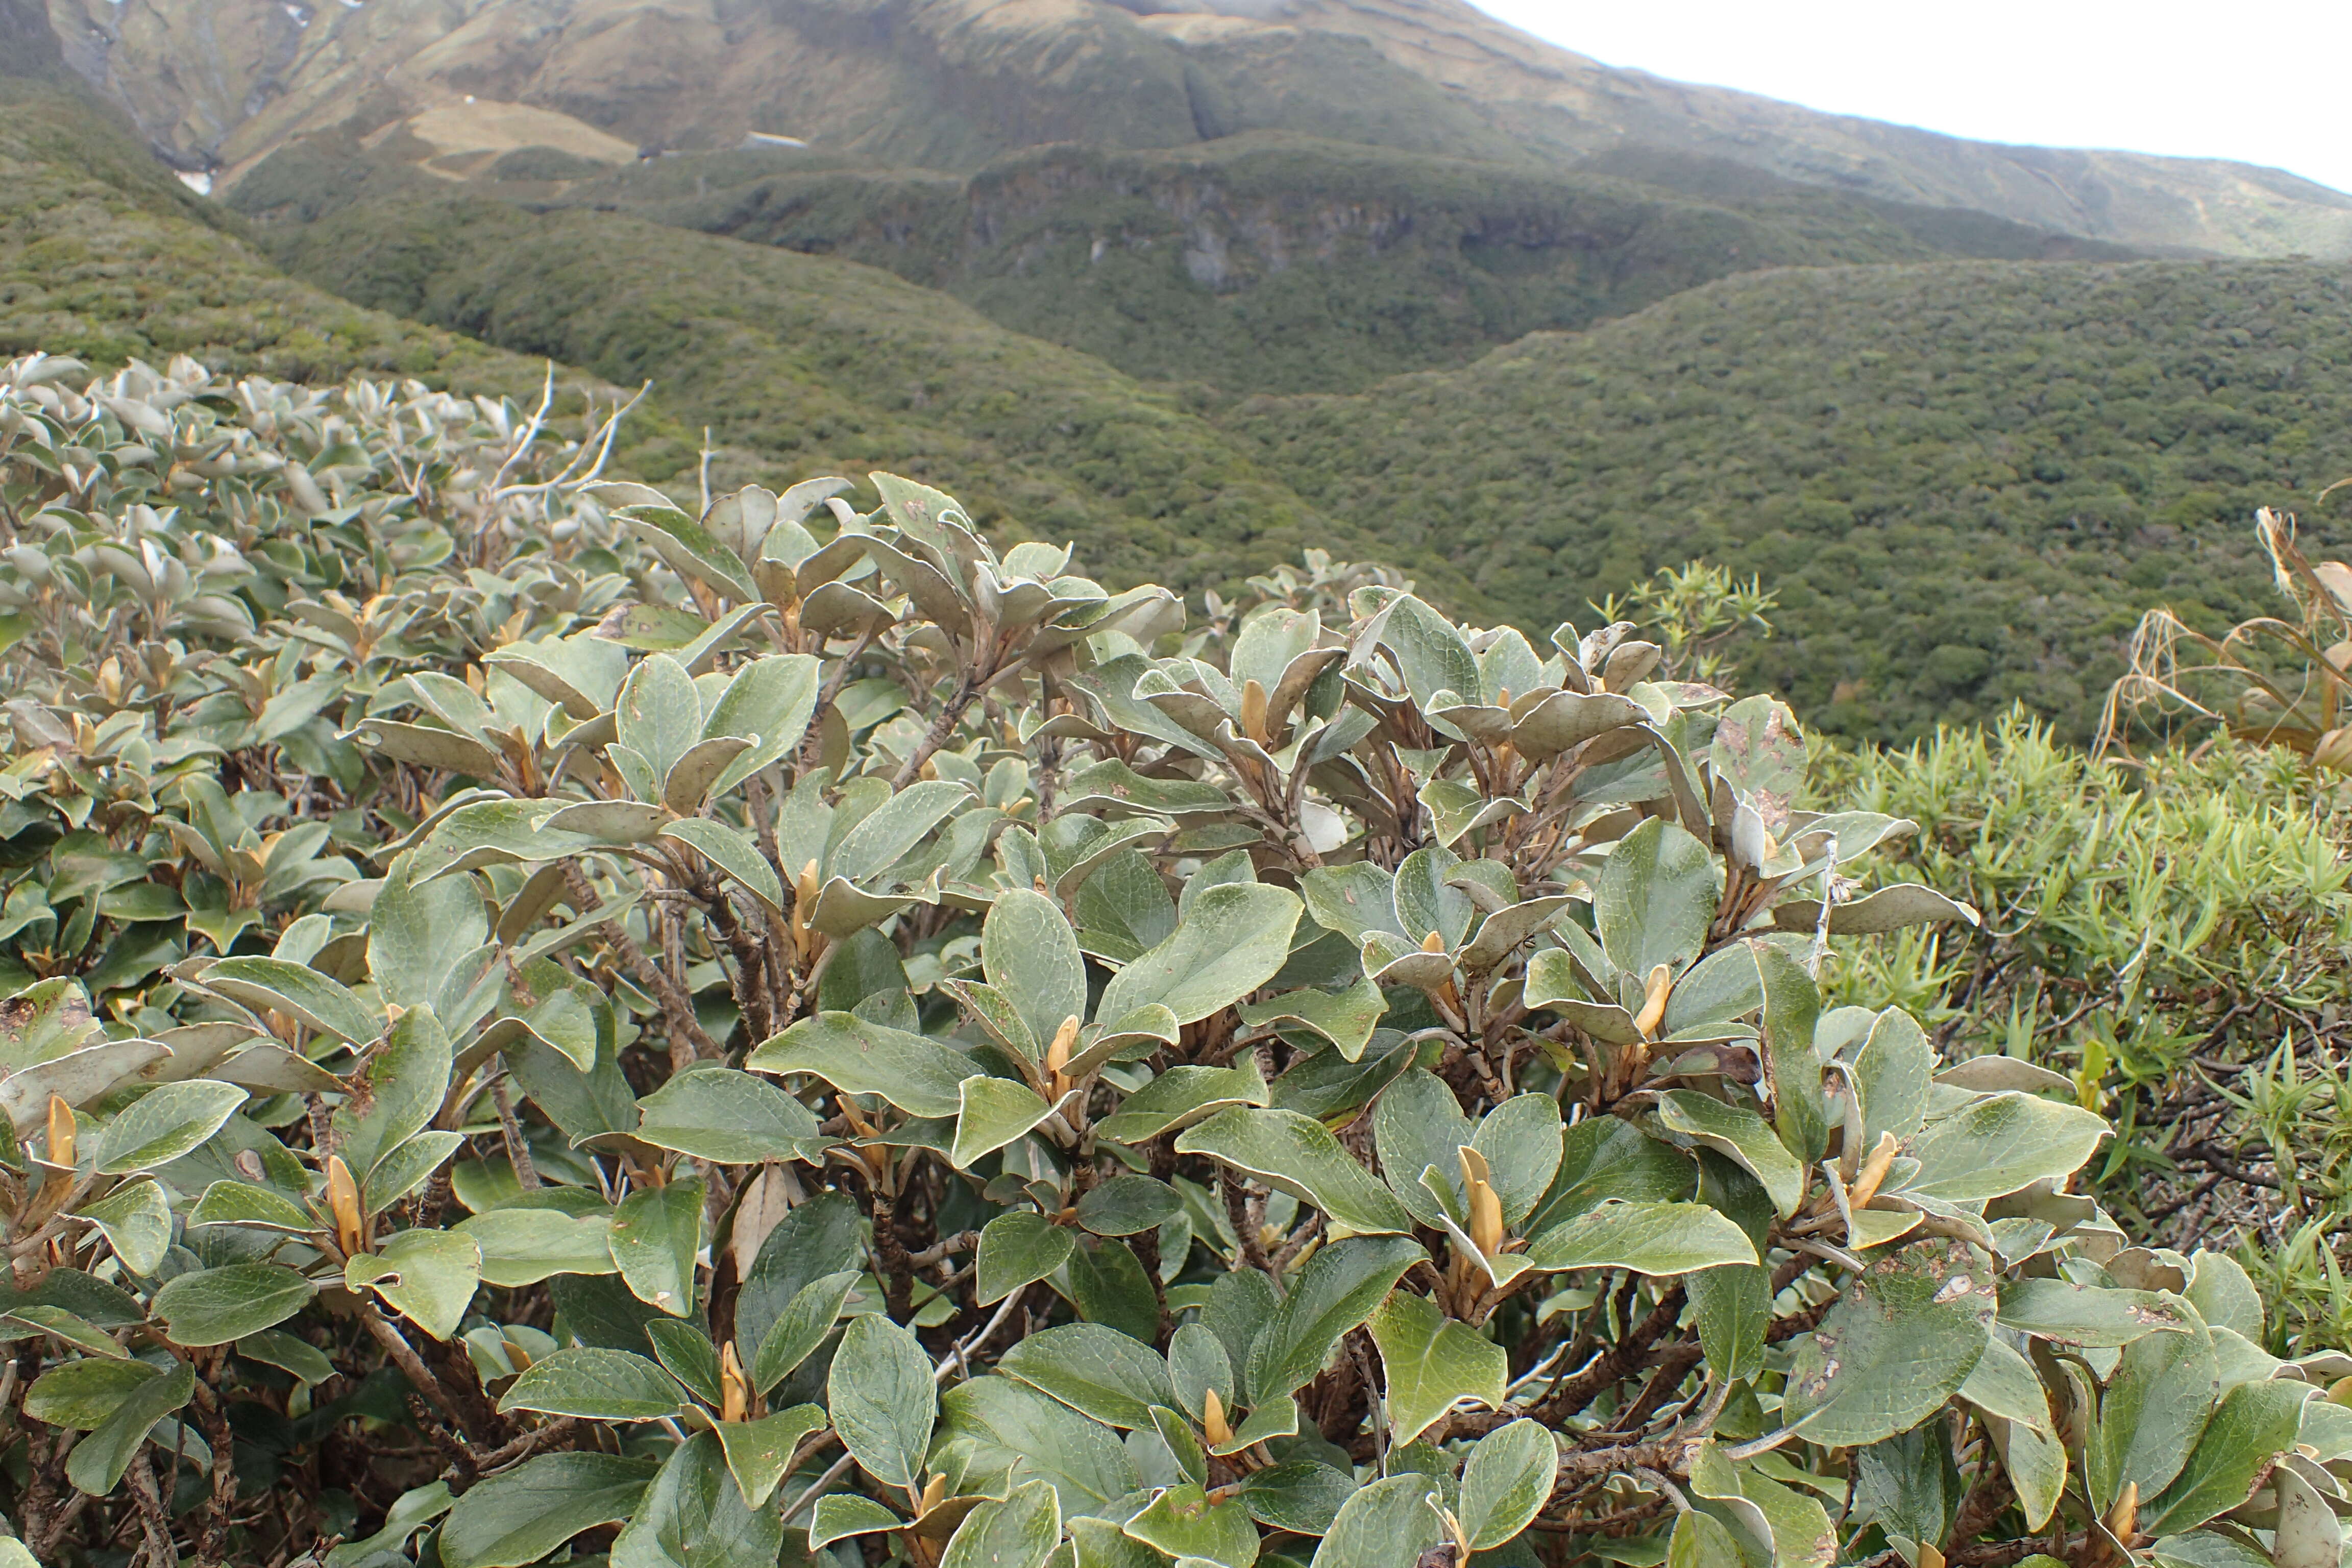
xmin=177 ymin=170 xmax=214 ymax=196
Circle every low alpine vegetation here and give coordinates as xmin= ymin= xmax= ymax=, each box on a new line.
xmin=0 ymin=352 xmax=2342 ymax=1568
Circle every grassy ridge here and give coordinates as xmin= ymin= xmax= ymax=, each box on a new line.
xmin=1240 ymin=258 xmax=2352 ymax=739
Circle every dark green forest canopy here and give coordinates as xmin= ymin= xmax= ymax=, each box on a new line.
xmin=480 ymin=135 xmax=2137 ymax=397
xmin=1240 ymin=258 xmax=2352 ymax=739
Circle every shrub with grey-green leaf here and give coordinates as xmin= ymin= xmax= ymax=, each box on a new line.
xmin=0 ymin=351 xmax=2332 ymax=1568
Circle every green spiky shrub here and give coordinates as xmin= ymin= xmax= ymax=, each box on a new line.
xmin=0 ymin=351 xmax=2342 ymax=1568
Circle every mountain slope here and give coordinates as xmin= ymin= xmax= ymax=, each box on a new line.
xmin=1238 ymin=258 xmax=2352 ymax=739
xmin=0 ymin=75 xmax=577 ymax=400
xmin=0 ymin=81 xmax=1376 ymax=598
xmin=35 ymin=0 xmax=2352 ymax=259
xmin=264 ymin=192 xmax=1401 ymax=591
xmin=485 ymin=134 xmax=2135 ymax=394
xmin=263 ymin=173 xmax=2352 ymax=743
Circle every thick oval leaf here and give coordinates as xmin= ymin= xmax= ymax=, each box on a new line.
xmin=662 ymin=818 xmax=786 ymax=912
xmin=369 ymin=852 xmax=490 ymax=1014
xmin=1525 ymin=1115 xmax=1698 ymax=1233
xmin=65 ymin=1358 xmax=193 ymax=1497
xmin=1245 ymin=1236 xmax=1426 ymax=1401
xmin=747 ymin=1012 xmax=977 ymax=1118
xmin=633 ymin=1066 xmax=825 ymax=1164
xmin=2087 ymin=1309 xmax=2219 ymax=1508
xmin=985 ymin=889 xmax=1087 ymax=1061
xmin=498 ymin=1348 xmax=687 ymax=1420
xmin=152 ymin=1263 xmax=318 ymax=1346
xmin=811 ymin=1493 xmax=907 ymax=1551
xmin=611 ymin=1178 xmax=704 ymax=1316
xmin=1373 ymin=1068 xmax=1473 ymax=1229
xmin=26 ymin=1357 xmax=164 ymax=1429
xmin=1238 ymin=1462 xmax=1358 ymax=1536
xmin=363 ymin=1130 xmax=465 ymax=1215
xmin=438 ymin=1452 xmax=658 ymax=1568
xmin=94 ymin=1079 xmax=248 ymax=1173
xmin=347 ymin=1228 xmax=482 ymax=1341
xmin=1458 ymin=1419 xmax=1556 ymax=1551
xmin=945 ymin=1479 xmax=1063 ymax=1568
xmin=1996 ymin=1279 xmax=2192 ymax=1347
xmin=611 ymin=1429 xmax=786 ymax=1568
xmin=1782 ymin=1236 xmax=1998 ymax=1447
xmin=78 ymin=1178 xmax=171 ymax=1276
xmin=1899 ymin=1092 xmax=2110 ymax=1203
xmin=829 ymin=779 xmax=972 ymax=883
xmin=1653 ymin=1092 xmax=1806 ymax=1217
xmin=1472 ymin=1093 xmax=1564 ymax=1228
xmin=1176 ymin=1107 xmax=1413 ymax=1235
xmin=1754 ymin=941 xmax=1828 ymax=1164
xmin=189 ymin=1179 xmax=316 ymax=1233
xmin=704 ymin=653 xmax=821 ymax=794
xmin=1368 ymin=1290 xmax=1506 ymax=1445
xmin=1098 ymin=883 xmax=1303 ymax=1027
xmin=977 ymin=1211 xmax=1078 ymax=1306
xmin=953 ymin=1074 xmax=1058 ymax=1169
xmin=1124 ymin=1482 xmax=1258 ymax=1568
xmin=1310 ymin=1474 xmax=1443 ymax=1568
xmin=715 ymin=1402 xmax=828 ymax=1509
xmin=2142 ymin=1378 xmax=2315 ymax=1536
xmin=938 ymin=1376 xmax=1140 ymax=1515
xmin=1596 ymin=817 xmax=1716 ymax=977
xmin=1000 ymin=1324 xmax=1174 ymax=1429
xmin=1076 ymin=1175 xmax=1183 ymax=1237
xmin=203 ymin=956 xmax=379 ymax=1044
xmin=1773 ymin=884 xmax=1980 ymax=936
xmin=617 ymin=653 xmax=706 ymax=786
xmin=332 ymin=1006 xmax=452 ymax=1184
xmin=1097 ymin=1062 xmax=1269 ymax=1145
xmin=1958 ymin=1334 xmax=2053 ymax=1434
xmin=829 ymin=1313 xmax=937 ymax=1491
xmin=1524 ymin=1199 xmax=1758 ymax=1276
xmin=457 ymin=1209 xmax=618 ymax=1288
xmin=734 ymin=1190 xmax=863 ymax=1366
xmin=749 ymin=1269 xmax=859 ymax=1393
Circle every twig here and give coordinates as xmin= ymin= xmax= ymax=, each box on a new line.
xmin=487 ymin=363 xmax=555 ymax=495
xmin=492 ymin=1076 xmax=541 ymax=1190
xmin=359 ymin=1302 xmax=476 ymax=1447
xmin=471 ymin=1417 xmax=578 ymax=1474
xmin=778 ymin=1448 xmax=861 ymax=1527
xmin=1223 ymin=1174 xmax=1272 ymax=1273
xmin=125 ymin=1448 xmax=177 ymax=1568
xmin=560 ymin=860 xmax=719 ymax=1063
xmin=190 ymin=1355 xmax=240 ymax=1568
xmin=940 ymin=1288 xmax=1027 ymax=1385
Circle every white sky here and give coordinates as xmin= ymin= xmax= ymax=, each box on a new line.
xmin=1474 ymin=0 xmax=2352 ymax=197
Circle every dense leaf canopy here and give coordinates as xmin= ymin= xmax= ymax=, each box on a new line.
xmin=0 ymin=353 xmax=2339 ymax=1568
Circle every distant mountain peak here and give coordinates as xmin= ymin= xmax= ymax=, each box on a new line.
xmin=17 ymin=0 xmax=2352 ymax=256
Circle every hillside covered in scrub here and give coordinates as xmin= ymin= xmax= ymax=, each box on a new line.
xmin=262 ymin=182 xmax=2352 ymax=742
xmin=7 ymin=0 xmax=2352 ymax=746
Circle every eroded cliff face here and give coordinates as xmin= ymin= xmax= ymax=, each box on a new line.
xmin=21 ymin=0 xmax=2352 ymax=257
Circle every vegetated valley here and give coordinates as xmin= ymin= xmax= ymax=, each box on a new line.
xmin=11 ymin=3 xmax=2352 ymax=1568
